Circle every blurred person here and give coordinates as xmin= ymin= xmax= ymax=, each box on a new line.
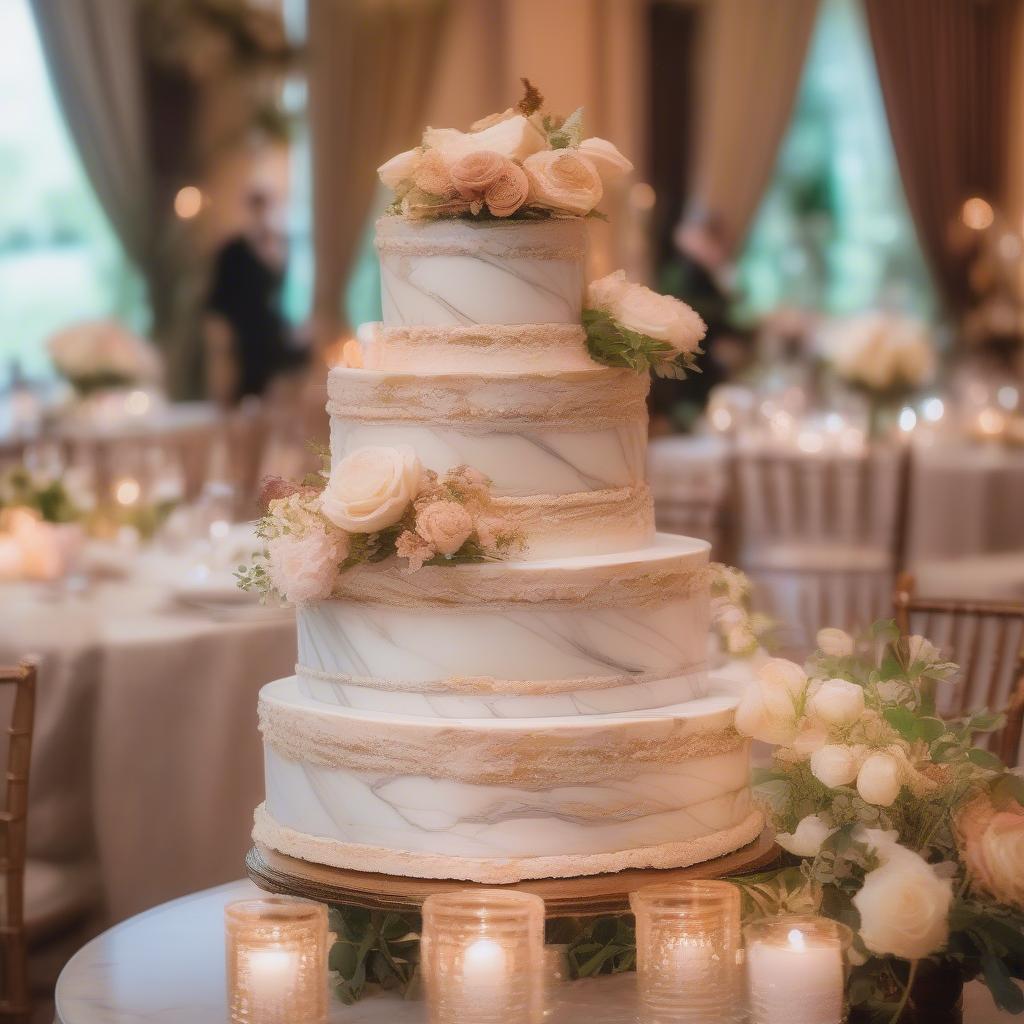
xmin=204 ymin=188 xmax=308 ymax=406
xmin=652 ymin=210 xmax=749 ymax=433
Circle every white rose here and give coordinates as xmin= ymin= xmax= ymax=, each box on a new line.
xmin=424 ymin=115 xmax=545 ymax=163
xmin=578 ymin=137 xmax=634 ymax=183
xmin=853 ymin=851 xmax=952 ymax=959
xmin=734 ymin=683 xmax=798 ymax=746
xmin=320 ymin=446 xmax=422 ymax=534
xmin=810 ymin=744 xmax=862 ymax=788
xmin=776 ymin=814 xmax=834 ymax=858
xmin=856 ymin=752 xmax=902 ymax=806
xmin=377 ymin=147 xmax=422 ymax=189
xmin=522 ymin=149 xmax=604 ymax=216
xmin=588 ymin=269 xmax=629 ymax=310
xmin=816 ymin=627 xmax=854 ymax=658
xmin=758 ymin=658 xmax=808 ymax=699
xmin=811 ymin=678 xmax=865 ymax=728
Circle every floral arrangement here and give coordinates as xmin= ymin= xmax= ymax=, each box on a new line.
xmin=377 ymin=80 xmax=632 ymax=222
xmin=0 ymin=466 xmax=82 ymax=525
xmin=734 ymin=621 xmax=1024 ymax=1021
xmin=237 ymin=445 xmax=521 ymax=604
xmin=583 ymin=270 xmax=706 ymax=379
xmin=823 ymin=312 xmax=936 ymax=397
xmin=47 ymin=320 xmax=163 ymax=396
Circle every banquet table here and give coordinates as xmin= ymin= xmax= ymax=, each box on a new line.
xmin=54 ymin=879 xmax=1014 ymax=1024
xmin=0 ymin=544 xmax=295 ymax=924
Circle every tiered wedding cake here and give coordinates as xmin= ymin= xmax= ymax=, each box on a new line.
xmin=249 ymin=97 xmax=760 ymax=883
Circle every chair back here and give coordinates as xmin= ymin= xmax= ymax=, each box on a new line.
xmin=735 ymin=443 xmax=904 ymax=557
xmin=0 ymin=663 xmax=35 ymax=1021
xmin=893 ymin=573 xmax=1024 ymax=766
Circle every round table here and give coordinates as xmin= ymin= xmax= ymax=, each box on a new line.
xmin=0 ymin=541 xmax=296 ymax=924
xmin=54 ymin=879 xmax=1014 ymax=1023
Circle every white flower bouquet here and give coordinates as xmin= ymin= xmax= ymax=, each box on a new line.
xmin=822 ymin=312 xmax=936 ymax=397
xmin=47 ymin=319 xmax=162 ymax=395
xmin=733 ymin=621 xmax=1024 ymax=1022
xmin=377 ymin=79 xmax=633 ymax=222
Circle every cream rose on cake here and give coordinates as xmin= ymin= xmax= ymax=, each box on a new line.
xmin=578 ymin=137 xmax=633 ymax=183
xmin=320 ymin=446 xmax=422 ymax=533
xmin=522 ymin=149 xmax=603 ymax=216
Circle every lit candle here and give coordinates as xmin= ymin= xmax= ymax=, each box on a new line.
xmin=422 ymin=890 xmax=544 ymax=1024
xmin=745 ymin=915 xmax=851 ymax=1024
xmin=630 ymin=881 xmax=742 ymax=1023
xmin=225 ymin=896 xmax=328 ymax=1024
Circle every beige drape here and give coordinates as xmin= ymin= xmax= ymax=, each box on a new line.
xmin=863 ymin=0 xmax=1021 ymax=314
xmin=308 ymin=0 xmax=449 ymax=345
xmin=688 ymin=0 xmax=820 ymax=256
xmin=30 ymin=0 xmax=156 ymax=275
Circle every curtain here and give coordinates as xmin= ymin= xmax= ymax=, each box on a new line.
xmin=863 ymin=0 xmax=1020 ymax=314
xmin=687 ymin=0 xmax=820 ymax=257
xmin=308 ymin=0 xmax=450 ymax=345
xmin=29 ymin=0 xmax=157 ymax=296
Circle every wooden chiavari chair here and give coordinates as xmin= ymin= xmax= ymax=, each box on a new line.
xmin=735 ymin=443 xmax=906 ymax=655
xmin=893 ymin=572 xmax=1024 ymax=766
xmin=0 ymin=663 xmax=35 ymax=1023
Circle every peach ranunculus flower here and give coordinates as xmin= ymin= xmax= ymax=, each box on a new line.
xmin=320 ymin=446 xmax=422 ymax=534
xmin=415 ymin=500 xmax=474 ymax=555
xmin=267 ymin=527 xmax=348 ymax=604
xmin=957 ymin=793 xmax=1024 ymax=909
xmin=522 ymin=149 xmax=603 ymax=216
xmin=413 ymin=149 xmax=457 ymax=198
xmin=449 ymin=151 xmax=508 ymax=199
xmin=484 ymin=161 xmax=528 ymax=218
xmin=587 ymin=270 xmax=707 ymax=356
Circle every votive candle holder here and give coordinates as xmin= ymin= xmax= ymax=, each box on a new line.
xmin=225 ymin=896 xmax=329 ymax=1024
xmin=421 ymin=889 xmax=545 ymax=1024
xmin=744 ymin=914 xmax=852 ymax=1024
xmin=629 ymin=880 xmax=743 ymax=1023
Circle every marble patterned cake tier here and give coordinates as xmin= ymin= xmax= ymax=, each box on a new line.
xmin=326 ymin=364 xmax=653 ymax=555
xmin=377 ymin=216 xmax=587 ymax=327
xmin=295 ymin=569 xmax=709 ymax=719
xmin=255 ymin=677 xmax=762 ymax=882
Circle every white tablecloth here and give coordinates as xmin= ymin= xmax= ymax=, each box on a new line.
xmin=0 ymin=550 xmax=295 ymax=923
xmin=905 ymin=441 xmax=1024 ymax=565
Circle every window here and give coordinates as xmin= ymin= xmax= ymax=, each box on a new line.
xmin=0 ymin=0 xmax=145 ymax=386
xmin=736 ymin=0 xmax=936 ymax=323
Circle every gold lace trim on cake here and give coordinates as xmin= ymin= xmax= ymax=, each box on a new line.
xmin=375 ymin=214 xmax=587 ymax=260
xmin=258 ymin=698 xmax=742 ymax=787
xmin=332 ymin=559 xmax=712 ymax=610
xmin=373 ymin=323 xmax=586 ymax=352
xmin=492 ymin=485 xmax=653 ymax=543
xmin=294 ymin=660 xmax=707 ymax=696
xmin=325 ymin=367 xmax=649 ymax=429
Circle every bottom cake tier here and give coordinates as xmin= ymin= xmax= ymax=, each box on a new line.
xmin=254 ymin=677 xmax=762 ymax=883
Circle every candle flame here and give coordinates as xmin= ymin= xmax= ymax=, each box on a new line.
xmin=787 ymin=928 xmax=807 ymax=952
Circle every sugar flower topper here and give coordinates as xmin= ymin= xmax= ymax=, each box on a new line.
xmin=377 ymin=80 xmax=633 ymax=222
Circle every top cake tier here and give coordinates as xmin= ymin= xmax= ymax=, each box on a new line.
xmin=377 ymin=214 xmax=587 ymax=333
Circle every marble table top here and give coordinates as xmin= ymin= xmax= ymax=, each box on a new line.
xmin=55 ymin=879 xmax=1012 ymax=1023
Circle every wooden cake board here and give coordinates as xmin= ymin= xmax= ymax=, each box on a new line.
xmin=246 ymin=831 xmax=778 ymax=918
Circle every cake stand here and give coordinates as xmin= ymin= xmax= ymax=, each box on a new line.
xmin=245 ymin=831 xmax=778 ymax=917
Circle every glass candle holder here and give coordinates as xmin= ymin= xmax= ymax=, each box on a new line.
xmin=225 ymin=896 xmax=329 ymax=1024
xmin=629 ymin=881 xmax=742 ymax=1024
xmin=421 ymin=889 xmax=545 ymax=1024
xmin=744 ymin=914 xmax=853 ymax=1024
